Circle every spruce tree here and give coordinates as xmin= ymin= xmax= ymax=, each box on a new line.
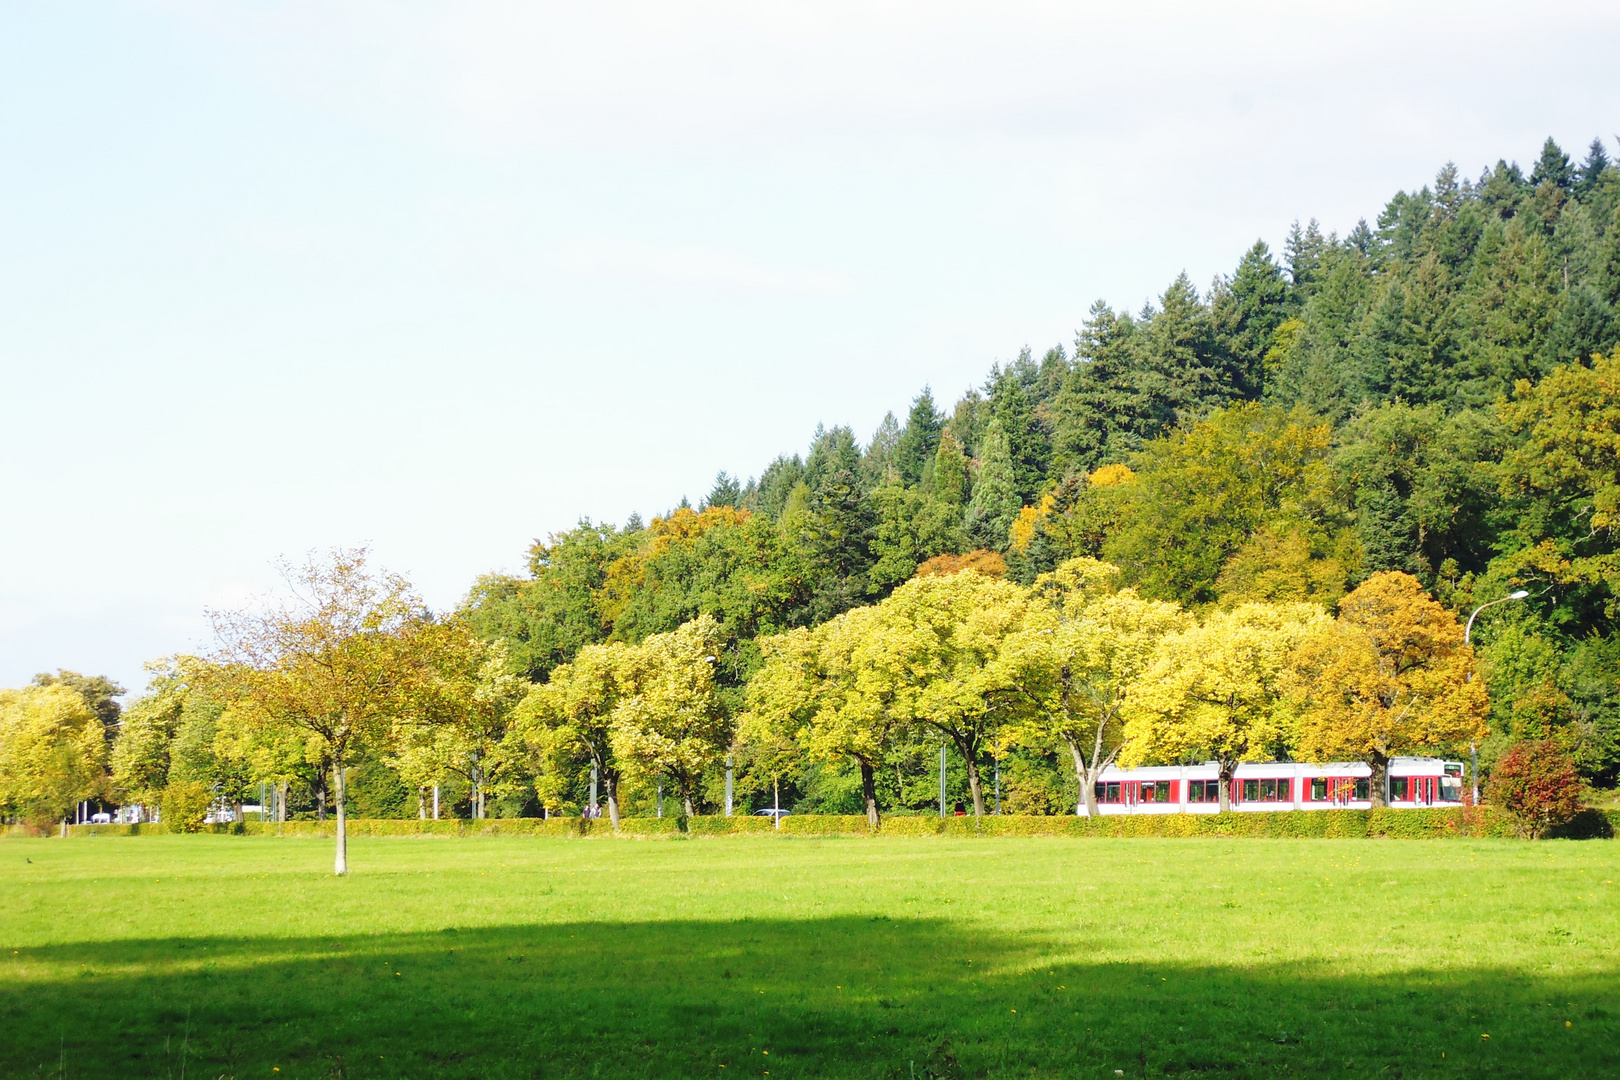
xmin=704 ymin=472 xmax=742 ymax=509
xmin=928 ymin=428 xmax=969 ymax=507
xmin=1577 ymin=137 xmax=1612 ymax=197
xmin=964 ymin=418 xmax=1020 ymax=550
xmin=1530 ymin=137 xmax=1573 ymax=190
xmin=894 ymin=387 xmax=944 ymax=485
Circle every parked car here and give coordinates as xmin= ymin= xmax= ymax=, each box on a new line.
xmin=754 ymin=808 xmax=791 ymax=819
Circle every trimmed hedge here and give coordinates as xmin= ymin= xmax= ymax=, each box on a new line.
xmin=17 ymin=806 xmax=1618 ymax=841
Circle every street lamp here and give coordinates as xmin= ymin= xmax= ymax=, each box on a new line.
xmin=1462 ymin=590 xmax=1530 ymax=803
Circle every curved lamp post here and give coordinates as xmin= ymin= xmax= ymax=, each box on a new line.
xmin=1463 ymin=590 xmax=1530 ymax=802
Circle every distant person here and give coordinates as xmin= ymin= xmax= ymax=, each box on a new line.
xmin=953 ymin=801 xmax=966 ymax=816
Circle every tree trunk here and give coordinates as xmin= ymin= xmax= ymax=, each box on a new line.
xmin=860 ymin=761 xmax=880 ymax=828
xmin=317 ymin=778 xmax=327 ymax=822
xmin=418 ymin=787 xmax=427 ymax=820
xmin=683 ymin=794 xmax=695 ymax=819
xmin=1369 ymin=753 xmax=1389 ymax=808
xmin=605 ymin=775 xmax=621 ymax=829
xmin=964 ymin=754 xmax=985 ymax=821
xmin=1066 ymin=738 xmax=1100 ymax=817
xmin=1217 ymin=760 xmax=1234 ymax=813
xmin=333 ymin=760 xmax=348 ymax=876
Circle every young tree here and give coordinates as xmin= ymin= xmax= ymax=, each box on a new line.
xmin=204 ymin=549 xmax=453 ymax=875
xmin=1121 ymin=602 xmax=1328 ymax=810
xmin=0 ymin=684 xmax=106 ymax=829
xmin=514 ymin=640 xmax=633 ymax=826
xmin=1003 ymin=559 xmax=1189 ymax=816
xmin=610 ymin=615 xmax=730 ymax=818
xmin=1290 ymin=572 xmax=1487 ymax=806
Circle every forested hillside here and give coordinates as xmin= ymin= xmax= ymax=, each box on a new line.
xmin=8 ymin=137 xmax=1619 ymax=831
xmin=466 ymin=137 xmax=1620 ymax=794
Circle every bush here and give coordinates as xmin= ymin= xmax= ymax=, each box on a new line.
xmin=161 ymin=780 xmax=212 ymax=833
xmin=1488 ymin=740 xmax=1585 ymax=838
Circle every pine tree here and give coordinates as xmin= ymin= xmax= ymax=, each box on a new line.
xmin=965 ymin=418 xmax=1020 ymax=550
xmin=928 ymin=428 xmax=969 ymax=507
xmin=704 ymin=472 xmax=742 ymax=509
xmin=1213 ymin=240 xmax=1289 ymax=397
xmin=893 ymin=388 xmax=944 ymax=486
xmin=987 ymin=363 xmax=1050 ymax=503
xmin=1576 ymin=137 xmax=1612 ymax=197
xmin=1530 ymin=137 xmax=1573 ymax=190
xmin=1285 ymin=219 xmax=1327 ymax=295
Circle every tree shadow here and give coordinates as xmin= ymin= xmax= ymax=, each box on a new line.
xmin=3 ymin=917 xmax=1616 ymax=1079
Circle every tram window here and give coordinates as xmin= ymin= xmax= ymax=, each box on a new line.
xmin=1439 ymin=777 xmax=1462 ymax=802
xmin=1353 ymin=778 xmax=1370 ymax=800
xmin=1093 ymin=782 xmax=1121 ymax=804
xmin=1188 ymin=780 xmax=1218 ymax=803
xmin=1154 ymin=781 xmax=1171 ymax=802
xmin=1241 ymin=779 xmax=1258 ymax=802
xmin=1390 ymin=777 xmax=1409 ymax=801
xmin=1310 ymin=778 xmax=1327 ymax=801
xmin=1444 ymin=763 xmax=1463 ymax=777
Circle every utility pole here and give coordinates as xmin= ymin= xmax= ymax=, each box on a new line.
xmin=725 ymin=754 xmax=734 ymax=816
xmin=589 ymin=762 xmax=599 ymax=817
xmin=939 ymin=745 xmax=947 ymax=817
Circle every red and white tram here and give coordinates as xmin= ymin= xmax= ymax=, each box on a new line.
xmin=1089 ymin=756 xmax=1466 ymax=814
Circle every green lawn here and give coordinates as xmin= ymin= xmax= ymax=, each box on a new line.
xmin=1 ymin=835 xmax=1616 ymax=1079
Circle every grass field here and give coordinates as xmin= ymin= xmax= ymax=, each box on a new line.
xmin=2 ymin=836 xmax=1617 ymax=1079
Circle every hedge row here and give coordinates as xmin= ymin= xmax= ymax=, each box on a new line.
xmin=14 ymin=806 xmax=1616 ymax=840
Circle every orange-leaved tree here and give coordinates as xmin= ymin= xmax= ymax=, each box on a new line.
xmin=1291 ymin=571 xmax=1487 ymax=806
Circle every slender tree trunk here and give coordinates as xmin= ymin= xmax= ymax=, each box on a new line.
xmin=1369 ymin=753 xmax=1389 ymax=808
xmin=418 ymin=787 xmax=427 ymax=820
xmin=605 ymin=774 xmax=621 ymax=829
xmin=860 ymin=761 xmax=880 ymax=828
xmin=333 ymin=760 xmax=348 ymax=876
xmin=1217 ymin=760 xmax=1234 ymax=814
xmin=1066 ymin=738 xmax=1100 ymax=817
xmin=964 ymin=753 xmax=985 ymax=821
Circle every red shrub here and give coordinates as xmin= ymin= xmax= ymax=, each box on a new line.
xmin=1486 ymin=740 xmax=1583 ymax=838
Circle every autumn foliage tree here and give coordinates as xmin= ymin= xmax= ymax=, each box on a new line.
xmin=1291 ymin=572 xmax=1488 ymax=806
xmin=1002 ymin=558 xmax=1189 ymax=816
xmin=204 ymin=549 xmax=457 ymax=875
xmin=0 ymin=684 xmax=106 ymax=829
xmin=1487 ymin=739 xmax=1583 ymax=838
xmin=1121 ymin=603 xmax=1328 ymax=810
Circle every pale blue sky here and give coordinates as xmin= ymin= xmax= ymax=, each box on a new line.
xmin=3 ymin=1 xmax=1618 ymax=696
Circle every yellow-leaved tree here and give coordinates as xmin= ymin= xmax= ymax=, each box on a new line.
xmin=610 ymin=615 xmax=730 ymax=819
xmin=1002 ymin=558 xmax=1190 ymax=816
xmin=1289 ymin=571 xmax=1487 ymax=805
xmin=742 ymin=600 xmax=924 ymax=829
xmin=0 ymin=683 xmax=106 ymax=830
xmin=871 ymin=569 xmax=1037 ymax=820
xmin=1121 ymin=602 xmax=1329 ymax=811
xmin=513 ymin=640 xmax=635 ymax=826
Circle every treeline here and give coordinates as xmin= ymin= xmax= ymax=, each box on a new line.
xmin=3 ymin=137 xmax=1618 ymax=838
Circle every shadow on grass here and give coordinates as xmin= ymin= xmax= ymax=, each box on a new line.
xmin=3 ymin=917 xmax=1616 ymax=1079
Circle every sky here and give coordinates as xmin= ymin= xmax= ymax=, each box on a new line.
xmin=3 ymin=0 xmax=1619 ymax=698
